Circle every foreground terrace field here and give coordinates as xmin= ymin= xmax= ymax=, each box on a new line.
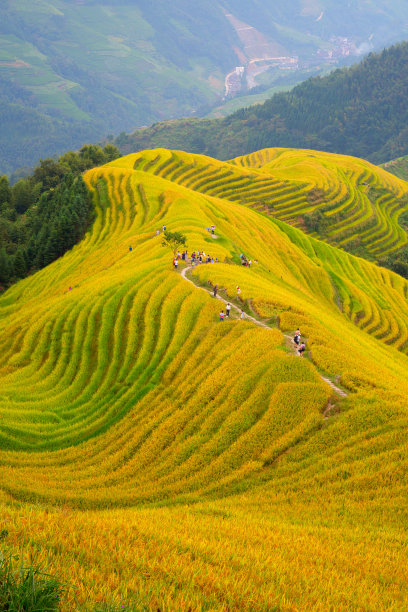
xmin=1 ymin=149 xmax=408 ymax=610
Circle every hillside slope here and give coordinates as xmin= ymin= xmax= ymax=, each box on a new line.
xmin=1 ymin=149 xmax=408 ymax=609
xmin=382 ymin=155 xmax=408 ymax=181
xmin=118 ymin=147 xmax=408 ymax=261
xmin=118 ymin=42 xmax=408 ymax=165
xmin=3 ymin=1 xmax=408 ymax=173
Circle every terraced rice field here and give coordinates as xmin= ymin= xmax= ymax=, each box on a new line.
xmin=1 ymin=148 xmax=408 ymax=610
xmin=126 ymin=147 xmax=408 ymax=258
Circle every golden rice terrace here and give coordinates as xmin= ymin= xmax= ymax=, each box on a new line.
xmin=1 ymin=148 xmax=408 ymax=611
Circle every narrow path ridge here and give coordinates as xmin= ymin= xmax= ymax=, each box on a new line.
xmin=180 ymin=265 xmax=348 ymax=399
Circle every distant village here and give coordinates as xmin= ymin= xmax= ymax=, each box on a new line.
xmin=224 ymin=36 xmax=361 ymax=98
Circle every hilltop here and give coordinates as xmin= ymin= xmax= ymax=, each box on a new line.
xmin=117 ymin=42 xmax=408 ymax=165
xmin=1 ymin=147 xmax=408 ymax=609
xmin=119 ymin=147 xmax=408 ymax=261
xmin=2 ymin=1 xmax=408 ymax=174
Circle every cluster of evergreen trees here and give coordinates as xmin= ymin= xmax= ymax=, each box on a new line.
xmin=0 ymin=144 xmax=120 ymax=290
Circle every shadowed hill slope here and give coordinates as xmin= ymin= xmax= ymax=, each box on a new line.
xmin=1 ymin=149 xmax=408 ymax=609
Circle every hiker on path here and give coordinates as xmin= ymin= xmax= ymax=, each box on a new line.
xmin=294 ymin=329 xmax=301 ymax=345
xmin=174 ymin=259 xmax=178 ymax=270
xmin=213 ymin=284 xmax=218 ymax=297
xmin=211 ymin=224 xmax=215 ymax=234
xmin=226 ymin=302 xmax=231 ymax=317
xmin=298 ymin=342 xmax=305 ymax=356
xmin=220 ymin=310 xmax=225 ymax=321
xmin=240 ymin=310 xmax=244 ymax=320
xmin=236 ymin=286 xmax=241 ymax=296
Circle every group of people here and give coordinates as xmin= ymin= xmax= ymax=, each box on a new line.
xmin=160 ymin=228 xmax=306 ymax=355
xmin=156 ymin=225 xmax=167 ymax=236
xmin=219 ymin=302 xmax=231 ymax=318
xmin=191 ymin=251 xmax=219 ymax=264
xmin=213 ymin=286 xmax=245 ymax=322
xmin=240 ymin=254 xmax=254 ymax=267
xmin=293 ymin=329 xmax=306 ymax=356
xmin=206 ymin=225 xmax=216 ymax=235
xmin=219 ymin=304 xmax=245 ymax=321
xmin=172 ymin=250 xmax=219 ymax=268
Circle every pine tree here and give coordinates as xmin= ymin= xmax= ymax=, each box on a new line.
xmin=43 ymin=227 xmax=61 ymax=266
xmin=0 ymin=247 xmax=11 ymax=284
xmin=0 ymin=175 xmax=11 ymax=206
xmin=13 ymin=247 xmax=27 ymax=279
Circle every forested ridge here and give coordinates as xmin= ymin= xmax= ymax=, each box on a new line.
xmin=0 ymin=144 xmax=120 ymax=290
xmin=0 ymin=73 xmax=122 ymax=177
xmin=116 ymin=42 xmax=408 ymax=165
xmin=3 ymin=0 xmax=408 ymax=173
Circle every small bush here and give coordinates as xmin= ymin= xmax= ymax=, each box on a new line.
xmin=0 ymin=550 xmax=63 ymax=611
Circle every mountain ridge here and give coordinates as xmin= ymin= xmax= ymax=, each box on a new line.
xmin=2 ymin=0 xmax=408 ymax=173
xmin=116 ymin=42 xmax=408 ymax=165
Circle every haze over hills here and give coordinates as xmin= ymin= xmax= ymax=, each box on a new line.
xmin=2 ymin=0 xmax=408 ymax=174
xmin=116 ymin=41 xmax=408 ymax=166
xmin=1 ymin=147 xmax=408 ymax=609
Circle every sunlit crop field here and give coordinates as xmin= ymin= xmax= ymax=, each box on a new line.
xmin=1 ymin=149 xmax=408 ymax=610
xmin=122 ymin=146 xmax=408 ymax=258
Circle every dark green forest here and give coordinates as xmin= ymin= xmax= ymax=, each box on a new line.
xmin=0 ymin=145 xmax=120 ymax=290
xmin=0 ymin=74 xmax=126 ymax=176
xmin=116 ymin=42 xmax=408 ymax=165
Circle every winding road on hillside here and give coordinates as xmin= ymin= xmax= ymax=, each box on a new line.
xmin=180 ymin=264 xmax=348 ymax=399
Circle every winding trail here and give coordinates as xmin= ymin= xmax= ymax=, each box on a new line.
xmin=180 ymin=265 xmax=348 ymax=399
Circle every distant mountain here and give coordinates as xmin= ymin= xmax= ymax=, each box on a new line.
xmin=115 ymin=42 xmax=408 ymax=165
xmin=2 ymin=0 xmax=408 ymax=174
